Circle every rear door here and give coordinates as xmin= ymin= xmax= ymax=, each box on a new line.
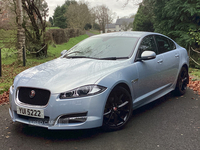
xmin=154 ymin=35 xmax=180 ymax=87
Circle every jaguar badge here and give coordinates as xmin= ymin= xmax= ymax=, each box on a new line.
xmin=30 ymin=90 xmax=36 ymax=98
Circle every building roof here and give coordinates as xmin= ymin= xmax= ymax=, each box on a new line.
xmin=105 ymin=24 xmax=116 ymax=29
xmin=105 ymin=18 xmax=135 ymax=30
xmin=115 ymin=18 xmax=134 ymax=25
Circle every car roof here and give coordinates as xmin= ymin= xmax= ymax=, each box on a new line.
xmin=93 ymin=31 xmax=157 ymax=38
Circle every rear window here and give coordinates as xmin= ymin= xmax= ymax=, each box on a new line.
xmin=168 ymin=39 xmax=176 ymax=50
xmin=155 ymin=35 xmax=171 ymax=54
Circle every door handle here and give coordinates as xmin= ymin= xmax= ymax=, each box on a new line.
xmin=175 ymin=54 xmax=179 ymax=58
xmin=157 ymin=59 xmax=163 ymax=63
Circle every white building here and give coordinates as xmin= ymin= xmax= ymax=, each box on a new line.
xmin=105 ymin=18 xmax=134 ymax=33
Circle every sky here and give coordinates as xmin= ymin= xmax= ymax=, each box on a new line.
xmin=45 ymin=0 xmax=141 ymax=23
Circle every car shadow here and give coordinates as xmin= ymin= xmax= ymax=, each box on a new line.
xmin=14 ymin=123 xmax=103 ymax=141
xmin=14 ymin=91 xmax=178 ymax=141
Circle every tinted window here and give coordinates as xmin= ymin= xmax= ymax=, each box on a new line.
xmin=137 ymin=35 xmax=157 ymax=58
xmin=155 ymin=35 xmax=171 ymax=54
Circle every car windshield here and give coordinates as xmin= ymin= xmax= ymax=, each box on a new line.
xmin=63 ymin=36 xmax=138 ymax=59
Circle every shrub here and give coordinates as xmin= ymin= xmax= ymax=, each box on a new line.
xmin=45 ymin=28 xmax=85 ymax=45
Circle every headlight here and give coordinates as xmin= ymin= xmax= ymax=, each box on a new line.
xmin=59 ymin=85 xmax=106 ymax=99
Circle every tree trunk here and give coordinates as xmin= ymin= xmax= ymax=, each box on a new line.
xmin=16 ymin=0 xmax=25 ymax=61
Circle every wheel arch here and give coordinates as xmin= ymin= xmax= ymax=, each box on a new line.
xmin=115 ymin=83 xmax=131 ymax=96
xmin=179 ymin=63 xmax=189 ymax=83
xmin=182 ymin=64 xmax=188 ymax=72
xmin=105 ymin=81 xmax=133 ymax=102
xmin=181 ymin=64 xmax=189 ymax=84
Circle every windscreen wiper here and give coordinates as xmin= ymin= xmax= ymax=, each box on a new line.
xmin=65 ymin=56 xmax=129 ymax=60
xmin=65 ymin=56 xmax=97 ymax=59
xmin=99 ymin=57 xmax=129 ymax=60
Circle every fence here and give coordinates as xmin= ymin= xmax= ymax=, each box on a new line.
xmin=0 ymin=29 xmax=17 ymax=60
xmin=0 ymin=46 xmax=26 ymax=77
xmin=189 ymin=47 xmax=200 ymax=68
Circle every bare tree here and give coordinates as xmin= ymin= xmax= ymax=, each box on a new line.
xmin=21 ymin=0 xmax=48 ymax=57
xmin=0 ymin=0 xmax=15 ymax=29
xmin=117 ymin=0 xmax=143 ymax=6
xmin=16 ymin=0 xmax=25 ymax=61
xmin=90 ymin=10 xmax=96 ymax=30
xmin=65 ymin=1 xmax=91 ymax=29
xmin=1 ymin=0 xmax=48 ymax=60
xmin=92 ymin=5 xmax=115 ymax=33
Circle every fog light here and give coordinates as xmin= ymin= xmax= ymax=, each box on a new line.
xmin=57 ymin=112 xmax=88 ymax=124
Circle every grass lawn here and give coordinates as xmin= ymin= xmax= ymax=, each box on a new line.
xmin=189 ymin=68 xmax=200 ymax=79
xmin=0 ymin=34 xmax=89 ymax=93
xmin=46 ymin=27 xmax=60 ymax=31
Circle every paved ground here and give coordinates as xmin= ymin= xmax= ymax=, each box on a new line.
xmin=86 ymin=31 xmax=95 ymax=37
xmin=0 ymin=88 xmax=199 ymax=150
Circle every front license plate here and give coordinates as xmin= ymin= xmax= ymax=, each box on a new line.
xmin=17 ymin=106 xmax=44 ymax=119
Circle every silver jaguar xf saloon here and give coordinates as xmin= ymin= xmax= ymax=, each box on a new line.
xmin=9 ymin=31 xmax=189 ymax=130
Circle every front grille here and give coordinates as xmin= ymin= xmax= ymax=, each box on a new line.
xmin=18 ymin=87 xmax=50 ymax=106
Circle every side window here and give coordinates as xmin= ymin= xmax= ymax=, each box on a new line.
xmin=155 ymin=35 xmax=171 ymax=54
xmin=168 ymin=39 xmax=176 ymax=50
xmin=137 ymin=35 xmax=157 ymax=58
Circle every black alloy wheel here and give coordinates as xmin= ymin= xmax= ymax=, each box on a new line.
xmin=103 ymin=86 xmax=132 ymax=130
xmin=175 ymin=67 xmax=189 ymax=95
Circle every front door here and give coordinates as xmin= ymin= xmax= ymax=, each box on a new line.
xmin=132 ymin=35 xmax=164 ymax=104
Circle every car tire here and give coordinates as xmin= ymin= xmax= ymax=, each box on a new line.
xmin=174 ymin=67 xmax=189 ymax=96
xmin=102 ymin=86 xmax=132 ymax=131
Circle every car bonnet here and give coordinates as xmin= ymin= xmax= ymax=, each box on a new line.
xmin=14 ymin=57 xmax=129 ymax=93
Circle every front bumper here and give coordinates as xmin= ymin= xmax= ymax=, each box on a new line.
xmin=9 ymin=86 xmax=109 ymax=130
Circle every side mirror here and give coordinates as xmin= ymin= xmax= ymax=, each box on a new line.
xmin=61 ymin=50 xmax=67 ymax=56
xmin=137 ymin=51 xmax=156 ymax=61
